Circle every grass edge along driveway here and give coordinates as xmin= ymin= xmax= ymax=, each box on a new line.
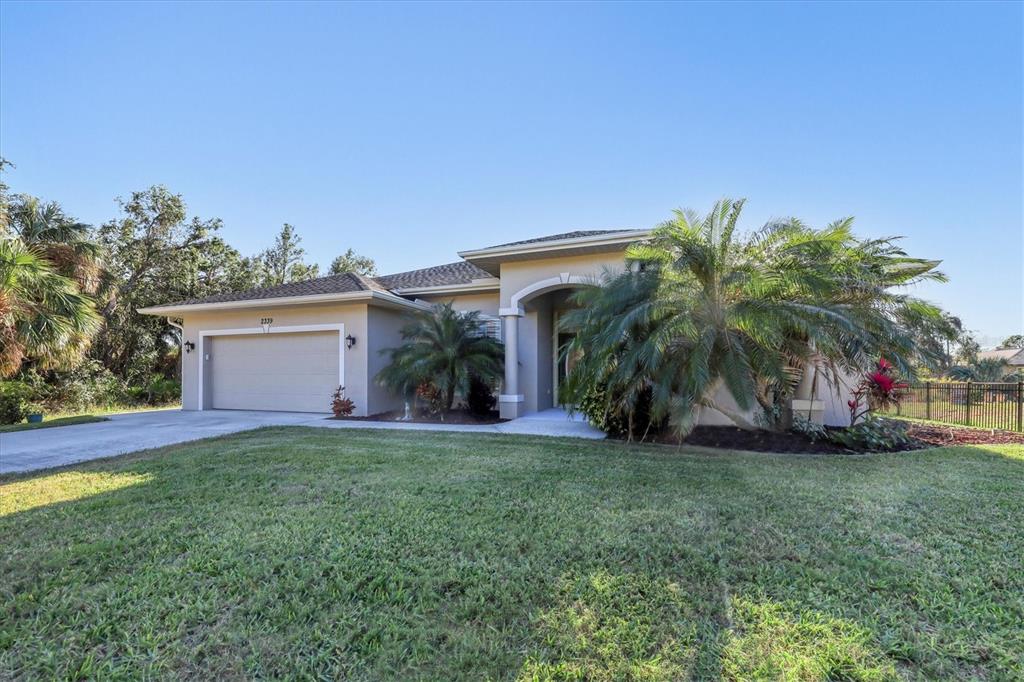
xmin=1 ymin=427 xmax=1022 ymax=680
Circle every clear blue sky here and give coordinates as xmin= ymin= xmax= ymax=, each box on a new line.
xmin=2 ymin=1 xmax=1021 ymax=343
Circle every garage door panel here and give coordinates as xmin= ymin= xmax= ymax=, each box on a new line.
xmin=208 ymin=331 xmax=339 ymax=413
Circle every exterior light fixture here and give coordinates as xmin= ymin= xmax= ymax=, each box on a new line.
xmin=184 ymin=341 xmax=196 ymax=354
xmin=346 ymin=334 xmax=357 ymax=349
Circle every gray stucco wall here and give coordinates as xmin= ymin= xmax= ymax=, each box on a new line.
xmin=366 ymin=306 xmax=411 ymax=415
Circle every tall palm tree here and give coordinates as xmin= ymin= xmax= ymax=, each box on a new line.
xmin=562 ymin=199 xmax=952 ymax=437
xmin=377 ymin=302 xmax=503 ymax=412
xmin=10 ymin=196 xmax=103 ymax=295
xmin=0 ymin=237 xmax=100 ymax=377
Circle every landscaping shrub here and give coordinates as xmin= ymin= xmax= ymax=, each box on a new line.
xmin=127 ymin=375 xmax=181 ymax=405
xmin=0 ymin=381 xmax=31 ymax=424
xmin=416 ymin=382 xmax=446 ymax=416
xmin=577 ymin=383 xmax=661 ymax=440
xmin=331 ymin=386 xmax=355 ymax=417
xmin=791 ymin=414 xmax=828 ymax=442
xmin=465 ymin=375 xmax=497 ymax=416
xmin=828 ymin=416 xmax=915 ymax=452
xmin=33 ymin=360 xmax=130 ymax=412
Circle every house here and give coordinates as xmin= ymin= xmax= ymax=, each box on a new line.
xmin=978 ymin=348 xmax=1024 ymax=368
xmin=139 ymin=230 xmax=653 ymax=419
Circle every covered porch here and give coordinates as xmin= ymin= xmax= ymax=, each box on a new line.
xmin=498 ymin=277 xmax=588 ymax=420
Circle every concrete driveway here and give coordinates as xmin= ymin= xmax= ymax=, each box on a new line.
xmin=1 ymin=407 xmax=604 ymax=475
xmin=0 ymin=409 xmax=328 ymax=474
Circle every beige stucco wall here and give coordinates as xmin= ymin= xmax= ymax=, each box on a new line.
xmin=179 ymin=302 xmax=372 ymax=415
xmin=415 ymin=291 xmax=500 ymax=316
xmin=498 ymin=252 xmax=629 ymax=309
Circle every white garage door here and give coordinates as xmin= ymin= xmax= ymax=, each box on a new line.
xmin=208 ymin=331 xmax=340 ymax=413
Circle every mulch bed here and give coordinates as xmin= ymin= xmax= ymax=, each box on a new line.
xmin=903 ymin=421 xmax=1024 ymax=447
xmin=331 ymin=410 xmax=506 ymax=425
xmin=677 ymin=426 xmax=857 ymax=454
xmin=632 ymin=419 xmax=1023 ymax=454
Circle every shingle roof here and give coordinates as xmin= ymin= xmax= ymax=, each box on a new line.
xmin=151 ymin=231 xmax=636 ymax=308
xmin=374 ymin=261 xmax=493 ymax=290
xmin=484 ymin=229 xmax=645 ymax=249
xmin=979 ymin=348 xmax=1024 ymax=366
xmin=163 ymin=271 xmax=379 ymax=306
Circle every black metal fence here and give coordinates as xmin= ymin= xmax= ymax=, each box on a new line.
xmin=878 ymin=381 xmax=1024 ymax=432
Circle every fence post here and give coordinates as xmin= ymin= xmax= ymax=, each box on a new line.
xmin=1017 ymin=380 xmax=1022 ymax=432
xmin=926 ymin=382 xmax=931 ymax=421
xmin=965 ymin=381 xmax=971 ymax=427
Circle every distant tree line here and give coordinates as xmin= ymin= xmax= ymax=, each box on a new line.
xmin=0 ymin=160 xmax=375 ymax=412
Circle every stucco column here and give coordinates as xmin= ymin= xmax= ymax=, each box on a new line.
xmin=499 ymin=307 xmax=524 ymax=419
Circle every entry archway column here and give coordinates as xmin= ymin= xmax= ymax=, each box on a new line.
xmin=499 ymin=306 xmax=524 ymax=419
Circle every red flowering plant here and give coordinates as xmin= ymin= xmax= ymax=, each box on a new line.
xmin=331 ymin=386 xmax=356 ymax=417
xmin=847 ymin=358 xmax=907 ymax=424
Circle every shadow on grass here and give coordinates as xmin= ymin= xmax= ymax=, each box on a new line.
xmin=1 ymin=428 xmax=1021 ymax=679
xmin=515 ymin=570 xmax=898 ymax=681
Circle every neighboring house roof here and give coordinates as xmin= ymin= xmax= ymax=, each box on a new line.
xmin=978 ymin=348 xmax=1024 ymax=366
xmin=374 ymin=261 xmax=493 ymax=290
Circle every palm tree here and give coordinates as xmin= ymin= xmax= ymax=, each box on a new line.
xmin=10 ymin=196 xmax=102 ymax=295
xmin=0 ymin=237 xmax=101 ymax=377
xmin=561 ymin=199 xmax=951 ymax=438
xmin=377 ymin=302 xmax=503 ymax=413
xmin=947 ymin=358 xmax=1014 ymax=382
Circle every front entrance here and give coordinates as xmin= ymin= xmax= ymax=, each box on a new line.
xmin=554 ymin=330 xmax=581 ymax=407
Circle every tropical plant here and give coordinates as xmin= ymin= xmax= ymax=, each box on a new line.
xmin=377 ymin=302 xmax=504 ymax=413
xmin=828 ymin=415 xmax=915 ymax=452
xmin=331 ymin=386 xmax=356 ymax=417
xmin=561 ymin=199 xmax=952 ymax=438
xmin=0 ymin=237 xmax=101 ymax=377
xmin=9 ymin=195 xmax=103 ymax=295
xmin=947 ymin=358 xmax=1014 ymax=382
xmin=846 ymin=358 xmax=906 ymax=424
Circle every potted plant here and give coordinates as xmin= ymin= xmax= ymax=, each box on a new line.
xmin=25 ymin=402 xmax=45 ymax=424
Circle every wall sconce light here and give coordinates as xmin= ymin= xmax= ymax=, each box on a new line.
xmin=184 ymin=341 xmax=196 ymax=354
xmin=345 ymin=334 xmax=357 ymax=349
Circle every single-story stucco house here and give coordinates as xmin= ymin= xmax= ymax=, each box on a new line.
xmin=978 ymin=348 xmax=1024 ymax=368
xmin=140 ymin=229 xmax=854 ymax=425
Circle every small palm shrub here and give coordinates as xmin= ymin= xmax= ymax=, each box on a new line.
xmin=561 ymin=199 xmax=952 ymax=438
xmin=377 ymin=303 xmax=503 ymax=413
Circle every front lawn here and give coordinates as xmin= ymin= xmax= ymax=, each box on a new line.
xmin=1 ymin=430 xmax=1021 ymax=680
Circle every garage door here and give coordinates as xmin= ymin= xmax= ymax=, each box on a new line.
xmin=207 ymin=331 xmax=340 ymax=413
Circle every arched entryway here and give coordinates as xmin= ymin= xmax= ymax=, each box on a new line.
xmin=498 ymin=275 xmax=593 ymax=419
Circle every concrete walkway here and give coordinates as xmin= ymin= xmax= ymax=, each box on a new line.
xmin=0 ymin=407 xmax=603 ymax=475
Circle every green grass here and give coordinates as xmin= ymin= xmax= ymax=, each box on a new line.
xmin=0 ymin=414 xmax=110 ymax=433
xmin=1 ymin=430 xmax=1022 ymax=680
xmin=46 ymin=402 xmax=180 ymax=420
